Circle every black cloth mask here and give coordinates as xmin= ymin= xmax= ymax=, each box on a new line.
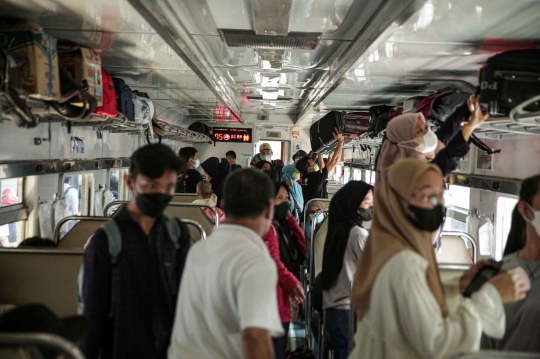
xmin=408 ymin=204 xmax=446 ymax=232
xmin=274 ymin=202 xmax=289 ymax=220
xmin=136 ymin=193 xmax=172 ymax=218
xmin=358 ymin=207 xmax=373 ymax=222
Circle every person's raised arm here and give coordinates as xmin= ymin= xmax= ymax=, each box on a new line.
xmin=317 ymin=154 xmax=324 ymax=172
xmin=325 ymin=128 xmax=344 ymax=174
xmin=242 ymin=328 xmax=275 ymax=359
xmin=460 ymin=96 xmax=489 ymax=142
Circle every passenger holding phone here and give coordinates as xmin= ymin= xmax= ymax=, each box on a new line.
xmin=483 ymin=174 xmax=540 ymax=353
xmin=349 ymin=159 xmax=529 ymax=359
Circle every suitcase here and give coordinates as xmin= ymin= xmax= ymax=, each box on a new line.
xmin=309 ymin=111 xmax=345 ymax=154
xmin=478 ymin=49 xmax=540 ymax=116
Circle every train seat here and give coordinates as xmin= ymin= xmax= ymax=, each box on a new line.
xmin=0 ymin=249 xmax=83 ymax=317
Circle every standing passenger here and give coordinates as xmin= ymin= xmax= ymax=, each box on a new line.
xmin=168 ymin=169 xmax=284 ymax=359
xmin=200 ymin=157 xmax=231 ymax=207
xmin=321 ymin=181 xmax=373 ymax=359
xmin=484 ymin=174 xmax=540 ymax=352
xmin=349 ymin=158 xmax=529 ymax=359
xmin=81 ymin=144 xmax=191 ymax=359
xmin=226 ymin=150 xmax=242 ymax=171
xmin=296 ymin=128 xmax=344 ymax=204
xmin=262 ymin=181 xmax=307 ymax=359
xmin=176 ymin=147 xmax=203 ymax=193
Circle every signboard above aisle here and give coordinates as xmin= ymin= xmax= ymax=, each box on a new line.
xmin=213 ymin=127 xmax=253 ymax=143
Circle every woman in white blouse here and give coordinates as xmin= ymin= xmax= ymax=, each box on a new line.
xmin=349 ymin=158 xmax=529 ymax=359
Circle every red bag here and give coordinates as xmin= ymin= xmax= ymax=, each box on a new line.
xmin=343 ymin=111 xmax=370 ymax=136
xmin=94 ymin=68 xmax=118 ymax=117
xmin=416 ymin=89 xmax=443 ymax=119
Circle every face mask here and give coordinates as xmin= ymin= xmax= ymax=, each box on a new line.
xmin=358 ymin=207 xmax=373 ymax=222
xmin=263 ymin=169 xmax=272 ymax=177
xmin=274 ymin=202 xmax=289 ymax=220
xmin=407 ymin=203 xmax=445 ymax=232
xmin=526 ymin=203 xmax=540 ymax=237
xmin=261 ymin=154 xmax=272 ymax=162
xmin=399 ymin=128 xmax=438 ymax=154
xmin=310 ymin=213 xmax=323 ymax=225
xmin=191 ymin=158 xmax=200 ymax=169
xmin=136 ymin=192 xmax=172 ymax=218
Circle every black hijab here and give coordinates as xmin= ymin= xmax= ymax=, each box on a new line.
xmin=321 ymin=180 xmax=373 ymax=290
xmin=200 ymin=157 xmax=231 ymax=205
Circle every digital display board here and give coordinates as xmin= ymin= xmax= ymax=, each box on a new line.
xmin=213 ymin=127 xmax=252 ymax=143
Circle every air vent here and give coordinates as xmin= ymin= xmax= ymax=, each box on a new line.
xmin=220 ymin=29 xmax=321 ymax=50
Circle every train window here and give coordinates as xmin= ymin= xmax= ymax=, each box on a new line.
xmin=110 ymin=170 xmax=120 ymax=200
xmin=0 ymin=220 xmax=25 ymax=248
xmin=443 ymin=185 xmax=470 ymax=233
xmin=353 ymin=169 xmax=362 ymax=181
xmin=495 ymin=195 xmax=519 ymax=260
xmin=0 ymin=178 xmax=23 ymax=207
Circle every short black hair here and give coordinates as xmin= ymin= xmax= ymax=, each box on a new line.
xmin=226 ymin=150 xmax=236 ymax=160
xmin=223 ymin=169 xmax=274 ymax=218
xmin=296 ymin=156 xmax=312 ymax=175
xmin=130 ymin=144 xmax=185 ymax=178
xmin=18 ymin=237 xmax=56 ymax=248
xmin=273 ymin=181 xmax=289 ymax=197
xmin=179 ymin=147 xmax=198 ymax=161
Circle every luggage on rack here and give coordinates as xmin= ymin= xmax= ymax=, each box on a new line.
xmin=478 ymin=49 xmax=540 ymax=116
xmin=59 ymin=47 xmax=103 ymax=108
xmin=342 ymin=111 xmax=370 ymax=136
xmin=367 ymin=105 xmax=392 ymax=135
xmin=132 ymin=90 xmax=154 ymax=125
xmin=189 ymin=122 xmax=212 ymax=137
xmin=112 ymin=77 xmax=135 ymax=122
xmin=429 ymin=90 xmax=470 ymax=124
xmin=94 ymin=68 xmax=118 ymax=117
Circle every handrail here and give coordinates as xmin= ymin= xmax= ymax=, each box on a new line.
xmin=438 ymin=263 xmax=472 ymax=271
xmin=53 ymin=215 xmax=109 ymax=244
xmin=302 ymin=198 xmax=332 ymax=226
xmin=103 ymin=201 xmax=219 ymax=227
xmin=441 ymin=231 xmax=478 ymax=264
xmin=0 ymin=332 xmax=85 ymax=359
xmin=306 ymin=208 xmax=329 ymax=349
xmin=182 ymin=219 xmax=207 ymax=241
xmin=0 ymin=248 xmax=84 ymax=255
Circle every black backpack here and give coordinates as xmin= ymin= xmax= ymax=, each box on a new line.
xmin=112 ymin=77 xmax=135 ymax=122
xmin=189 ymin=122 xmax=212 ymax=137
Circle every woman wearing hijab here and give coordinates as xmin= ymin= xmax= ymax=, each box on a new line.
xmin=349 ymin=158 xmax=529 ymax=359
xmin=255 ymin=160 xmax=273 ymax=177
xmin=375 ymin=96 xmax=488 ymax=184
xmin=200 ymin=157 xmax=231 ymax=206
xmin=262 ymin=182 xmax=307 ymax=359
xmin=320 ymin=181 xmax=373 ymax=359
xmin=281 ymin=164 xmax=304 ymax=220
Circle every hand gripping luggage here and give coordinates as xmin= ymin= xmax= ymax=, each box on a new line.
xmin=309 ymin=111 xmax=344 ymax=154
xmin=112 ymin=77 xmax=135 ymax=122
xmin=477 ymin=49 xmax=540 ymax=117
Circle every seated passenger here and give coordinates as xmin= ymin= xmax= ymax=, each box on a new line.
xmin=297 ymin=128 xmax=344 ymax=204
xmin=375 ymin=96 xmax=488 ymax=184
xmin=176 ymin=147 xmax=203 ymax=193
xmin=200 ymin=157 xmax=231 ymax=207
xmin=349 ymin=158 xmax=528 ymax=359
xmin=81 ymin=144 xmax=191 ymax=359
xmin=262 ymin=182 xmax=307 ymax=359
xmin=255 ymin=160 xmax=273 ymax=177
xmin=18 ymin=236 xmax=56 ymax=248
xmin=192 ymin=180 xmax=226 ymax=224
xmin=483 ymin=174 xmax=540 ymax=352
xmin=321 ymin=181 xmax=373 ymax=359
xmin=305 ymin=200 xmax=326 ymax=261
xmin=0 ymin=304 xmax=88 ymax=359
xmin=168 ymin=169 xmax=283 ymax=359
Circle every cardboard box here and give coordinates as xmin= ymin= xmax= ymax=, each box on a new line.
xmin=59 ymin=47 xmax=103 ymax=107
xmin=0 ymin=25 xmax=60 ymax=101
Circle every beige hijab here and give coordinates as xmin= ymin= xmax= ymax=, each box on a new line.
xmin=375 ymin=113 xmax=445 ymax=184
xmin=352 ymin=158 xmax=449 ymax=319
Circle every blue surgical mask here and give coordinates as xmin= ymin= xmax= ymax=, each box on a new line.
xmin=310 ymin=213 xmax=323 ymax=225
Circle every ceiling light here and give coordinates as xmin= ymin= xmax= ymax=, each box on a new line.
xmin=262 ymin=91 xmax=279 ymax=100
xmin=463 ymin=51 xmax=472 ymax=56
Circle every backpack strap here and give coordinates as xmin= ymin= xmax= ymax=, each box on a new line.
xmin=101 ymin=220 xmax=122 ymax=317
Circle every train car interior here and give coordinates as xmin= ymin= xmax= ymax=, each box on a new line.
xmin=0 ymin=0 xmax=539 ymax=358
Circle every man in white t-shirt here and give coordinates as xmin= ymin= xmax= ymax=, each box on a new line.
xmin=168 ymin=169 xmax=283 ymax=359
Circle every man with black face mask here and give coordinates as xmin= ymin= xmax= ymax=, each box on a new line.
xmin=81 ymin=144 xmax=191 ymax=359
